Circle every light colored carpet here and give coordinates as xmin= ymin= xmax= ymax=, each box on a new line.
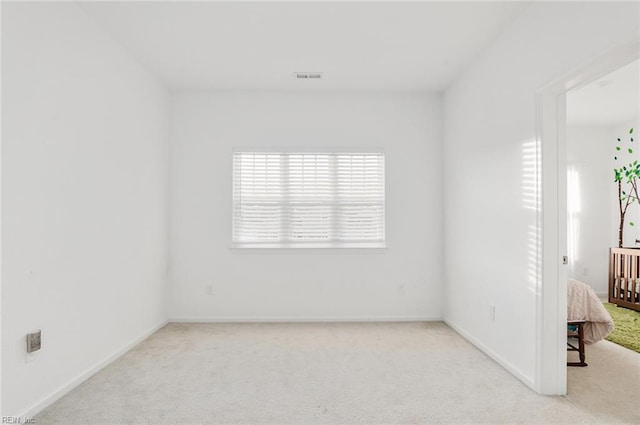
xmin=566 ymin=337 xmax=640 ymax=422
xmin=36 ymin=322 xmax=640 ymax=424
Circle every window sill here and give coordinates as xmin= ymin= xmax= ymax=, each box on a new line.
xmin=230 ymin=242 xmax=387 ymax=253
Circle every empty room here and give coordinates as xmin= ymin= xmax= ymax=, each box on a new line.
xmin=2 ymin=1 xmax=639 ymax=424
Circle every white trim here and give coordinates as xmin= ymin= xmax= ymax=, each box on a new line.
xmin=537 ymin=39 xmax=640 ymax=396
xmin=18 ymin=320 xmax=168 ymax=419
xmin=231 ymin=242 xmax=387 ymax=249
xmin=229 ymin=246 xmax=387 ymax=254
xmin=169 ymin=316 xmax=442 ymax=323
xmin=537 ymin=87 xmax=568 ymax=395
xmin=445 ymin=319 xmax=535 ymax=390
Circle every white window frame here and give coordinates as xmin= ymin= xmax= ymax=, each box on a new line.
xmin=231 ymin=148 xmax=386 ymax=249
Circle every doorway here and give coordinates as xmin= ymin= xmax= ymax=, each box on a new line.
xmin=565 ymin=60 xmax=639 ymax=297
xmin=537 ymin=40 xmax=639 ymax=396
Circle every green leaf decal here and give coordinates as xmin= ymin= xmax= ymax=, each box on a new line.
xmin=616 ymin=146 xmax=621 ymax=151
xmin=630 ymin=222 xmax=635 ymax=226
xmin=629 ymin=149 xmax=633 ymax=154
xmin=630 ymin=128 xmax=634 ymax=134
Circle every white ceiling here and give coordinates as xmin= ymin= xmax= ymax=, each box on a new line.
xmin=79 ymin=1 xmax=529 ymax=91
xmin=567 ymin=60 xmax=640 ymax=127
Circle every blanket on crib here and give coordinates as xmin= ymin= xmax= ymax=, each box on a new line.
xmin=568 ymin=278 xmax=614 ymax=344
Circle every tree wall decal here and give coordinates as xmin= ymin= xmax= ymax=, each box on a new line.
xmin=613 ymin=127 xmax=637 ymax=247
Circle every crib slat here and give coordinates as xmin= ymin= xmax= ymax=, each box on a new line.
xmin=630 ymin=255 xmax=640 ymax=304
xmin=618 ymin=253 xmax=623 ymax=300
xmin=609 ymin=247 xmax=640 ymax=311
xmin=625 ymin=255 xmax=629 ymax=301
xmin=609 ymin=249 xmax=615 ymax=301
xmin=626 ymin=255 xmax=635 ymax=302
xmin=633 ymin=255 xmax=636 ymax=300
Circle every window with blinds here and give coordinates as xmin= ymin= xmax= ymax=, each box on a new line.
xmin=232 ymin=151 xmax=385 ymax=248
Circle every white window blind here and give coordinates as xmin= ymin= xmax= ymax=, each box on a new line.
xmin=232 ymin=151 xmax=385 ymax=248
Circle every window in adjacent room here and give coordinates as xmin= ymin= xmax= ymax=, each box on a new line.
xmin=232 ymin=151 xmax=385 ymax=248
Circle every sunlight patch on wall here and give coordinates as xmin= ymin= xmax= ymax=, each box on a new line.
xmin=523 ymin=139 xmax=541 ymax=294
xmin=522 ymin=140 xmax=539 ymax=211
xmin=567 ymin=166 xmax=581 ymax=272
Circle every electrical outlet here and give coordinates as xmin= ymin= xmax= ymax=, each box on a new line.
xmin=583 ymin=267 xmax=589 ymax=276
xmin=206 ymin=285 xmax=213 ymax=295
xmin=26 ymin=330 xmax=41 ymax=353
xmin=489 ymin=305 xmax=496 ymax=322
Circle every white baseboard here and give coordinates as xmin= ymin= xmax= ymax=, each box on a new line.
xmin=19 ymin=319 xmax=168 ymax=419
xmin=444 ymin=318 xmax=536 ymax=391
xmin=595 ymin=291 xmax=608 ymax=299
xmin=169 ymin=315 xmax=442 ymax=323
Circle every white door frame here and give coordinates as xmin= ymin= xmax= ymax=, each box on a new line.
xmin=536 ymin=40 xmax=640 ymax=395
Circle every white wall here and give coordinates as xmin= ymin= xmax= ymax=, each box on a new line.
xmin=566 ymin=126 xmax=612 ymax=293
xmin=565 ymin=120 xmax=640 ymax=295
xmin=443 ymin=1 xmax=639 ymax=389
xmin=169 ymin=92 xmax=442 ymax=321
xmin=2 ymin=3 xmax=169 ymax=416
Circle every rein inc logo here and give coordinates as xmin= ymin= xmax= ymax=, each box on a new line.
xmin=1 ymin=418 xmax=35 ymax=424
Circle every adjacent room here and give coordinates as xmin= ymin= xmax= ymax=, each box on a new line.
xmin=2 ymin=1 xmax=639 ymax=424
xmin=564 ymin=58 xmax=640 ymax=412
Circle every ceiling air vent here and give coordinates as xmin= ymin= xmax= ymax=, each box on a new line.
xmin=295 ymin=72 xmax=323 ymax=80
